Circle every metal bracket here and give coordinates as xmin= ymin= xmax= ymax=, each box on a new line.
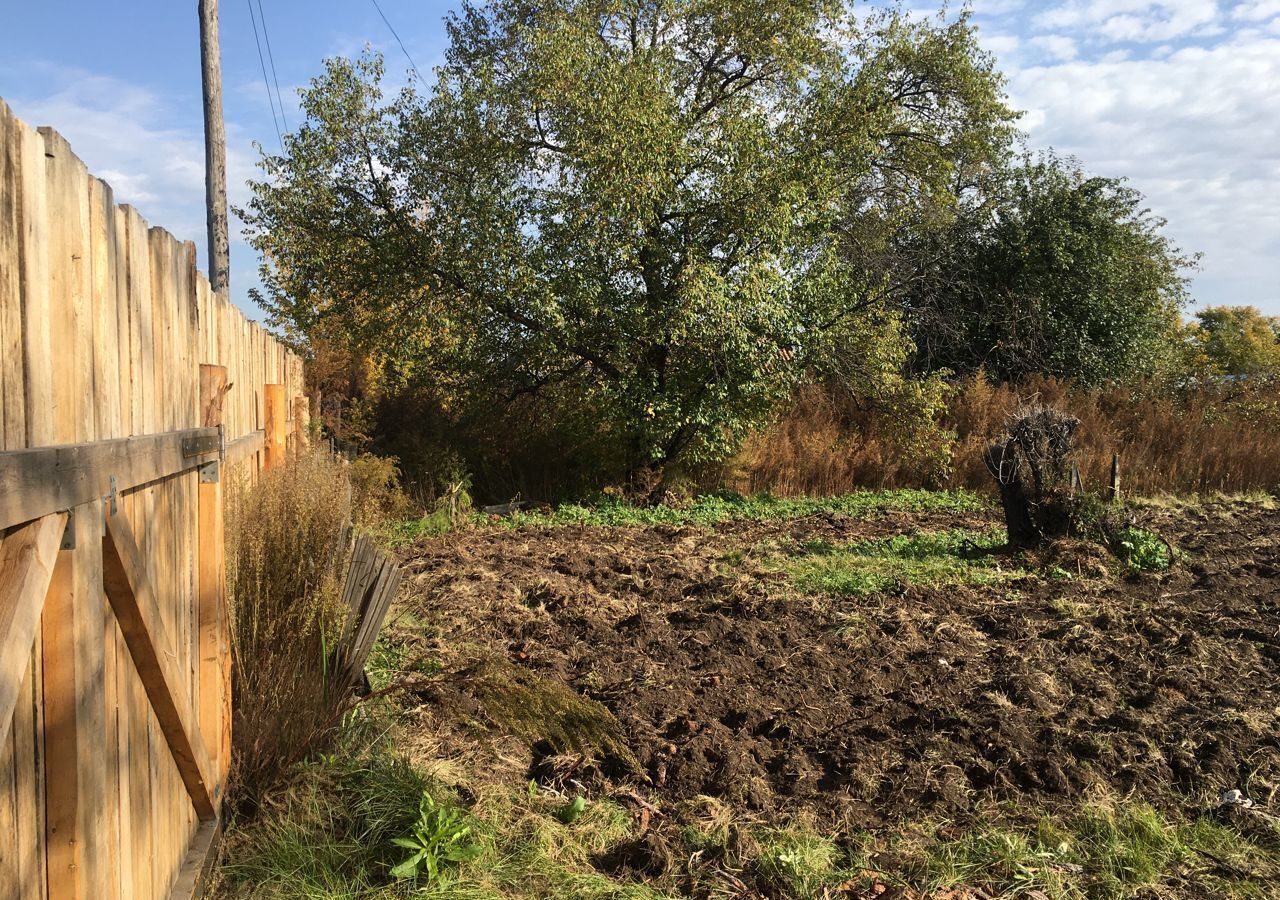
xmin=60 ymin=509 xmax=76 ymax=550
xmin=198 ymin=460 xmax=220 ymax=484
xmin=106 ymin=474 xmax=118 ymax=517
xmin=182 ymin=432 xmax=221 ymax=458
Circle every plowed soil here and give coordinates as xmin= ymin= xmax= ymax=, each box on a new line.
xmin=395 ymin=501 xmax=1280 ymax=834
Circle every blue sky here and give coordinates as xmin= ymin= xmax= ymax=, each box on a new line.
xmin=1 ymin=0 xmax=1277 ymax=318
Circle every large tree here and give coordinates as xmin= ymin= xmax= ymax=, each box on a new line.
xmin=902 ymin=153 xmax=1197 ymax=386
xmin=243 ymin=0 xmax=1015 ymax=491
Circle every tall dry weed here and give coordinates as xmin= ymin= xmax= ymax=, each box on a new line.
xmin=733 ymin=376 xmax=1280 ymax=498
xmin=226 ymin=449 xmax=354 ymax=810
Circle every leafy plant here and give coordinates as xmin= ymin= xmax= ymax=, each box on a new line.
xmin=1111 ymin=525 xmax=1173 ymax=572
xmin=389 ymin=792 xmax=482 ymax=883
xmin=553 ymin=796 xmax=587 ymax=825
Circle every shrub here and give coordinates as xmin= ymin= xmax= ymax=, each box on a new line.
xmin=985 ymin=405 xmax=1080 ymax=547
xmin=349 ymin=453 xmax=412 ymax=527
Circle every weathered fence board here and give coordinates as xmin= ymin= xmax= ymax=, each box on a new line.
xmin=0 ymin=97 xmax=306 ymax=898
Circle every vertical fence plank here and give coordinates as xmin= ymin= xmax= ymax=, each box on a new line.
xmin=41 ymin=501 xmax=107 ymax=900
xmin=0 ymin=99 xmax=24 ymax=449
xmin=38 ymin=125 xmax=109 ymax=900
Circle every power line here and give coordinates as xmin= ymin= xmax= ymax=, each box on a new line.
xmin=255 ymin=0 xmax=289 ymax=133
xmin=369 ymin=0 xmax=427 ymax=88
xmin=246 ymin=0 xmax=284 ymax=151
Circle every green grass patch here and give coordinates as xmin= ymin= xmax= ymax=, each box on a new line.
xmin=786 ymin=527 xmax=1019 ymax=596
xmin=896 ymin=802 xmax=1280 ymax=899
xmin=506 ymin=489 xmax=988 ymax=529
xmin=215 ymin=709 xmax=671 ymax=900
xmin=376 ymin=489 xmax=989 ymax=544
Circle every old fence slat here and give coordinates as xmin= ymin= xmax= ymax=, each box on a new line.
xmin=336 ymin=536 xmax=404 ymax=691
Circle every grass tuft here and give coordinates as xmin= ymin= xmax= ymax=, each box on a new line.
xmin=786 ymin=527 xmax=1018 ymax=596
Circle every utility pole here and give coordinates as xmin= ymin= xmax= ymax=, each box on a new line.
xmin=199 ymin=0 xmax=231 ymax=296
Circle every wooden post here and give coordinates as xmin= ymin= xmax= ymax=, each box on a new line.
xmin=199 ymin=0 xmax=230 ymax=295
xmin=1110 ymin=452 xmax=1121 ymax=503
xmin=42 ymin=501 xmax=109 ymax=899
xmin=197 ymin=365 xmax=228 ymax=792
xmin=263 ymin=384 xmax=286 ymax=470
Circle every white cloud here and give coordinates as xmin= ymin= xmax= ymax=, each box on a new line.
xmin=983 ymin=33 xmax=1023 ymax=57
xmin=1031 ymin=34 xmax=1079 ymax=59
xmin=1004 ymin=29 xmax=1280 ymax=308
xmin=1232 ymin=0 xmax=1280 ymax=21
xmin=1034 ymin=0 xmax=1223 ymax=42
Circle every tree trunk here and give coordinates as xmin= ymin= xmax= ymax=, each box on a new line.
xmin=984 ymin=439 xmax=1040 ymax=549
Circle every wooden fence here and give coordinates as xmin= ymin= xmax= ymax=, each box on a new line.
xmin=0 ymin=98 xmax=306 ymax=898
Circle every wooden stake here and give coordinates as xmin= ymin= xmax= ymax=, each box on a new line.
xmin=1110 ymin=452 xmax=1122 ymax=503
xmin=263 ymin=384 xmax=286 ymax=470
xmin=199 ymin=0 xmax=230 ymax=295
xmin=197 ymin=365 xmax=228 ymax=793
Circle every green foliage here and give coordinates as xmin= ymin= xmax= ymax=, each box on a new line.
xmin=1187 ymin=305 xmax=1280 ymax=377
xmin=898 ymin=802 xmax=1280 ymax=899
xmin=906 ymin=152 xmax=1197 ymax=386
xmin=507 ymin=488 xmax=988 ymax=528
xmin=218 ymin=722 xmax=441 ymax=897
xmin=243 ymin=2 xmax=1016 ymax=485
xmin=389 ymin=792 xmax=482 ymax=882
xmin=1110 ymin=525 xmax=1173 ymax=572
xmin=787 ymin=527 xmax=1017 ymax=595
xmin=377 ymin=474 xmax=474 ymax=546
xmin=754 ymin=827 xmax=845 ymax=896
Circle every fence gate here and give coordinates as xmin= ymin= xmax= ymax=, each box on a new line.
xmin=0 ymin=98 xmax=306 ymax=898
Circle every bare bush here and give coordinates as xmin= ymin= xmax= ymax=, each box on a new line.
xmin=985 ymin=406 xmax=1080 ymax=547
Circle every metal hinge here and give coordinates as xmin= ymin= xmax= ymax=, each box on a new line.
xmin=106 ymin=474 xmax=118 ymax=516
xmin=199 ymin=460 xmax=220 ymax=484
xmin=60 ymin=510 xmax=76 ymax=550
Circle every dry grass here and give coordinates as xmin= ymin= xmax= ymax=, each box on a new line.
xmin=732 ymin=376 xmax=1280 ymax=498
xmin=225 ymin=450 xmax=355 ymax=810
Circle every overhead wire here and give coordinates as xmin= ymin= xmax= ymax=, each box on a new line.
xmin=246 ymin=0 xmax=284 ymax=151
xmin=255 ymin=0 xmax=289 ymax=133
xmin=369 ymin=0 xmax=427 ymax=88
